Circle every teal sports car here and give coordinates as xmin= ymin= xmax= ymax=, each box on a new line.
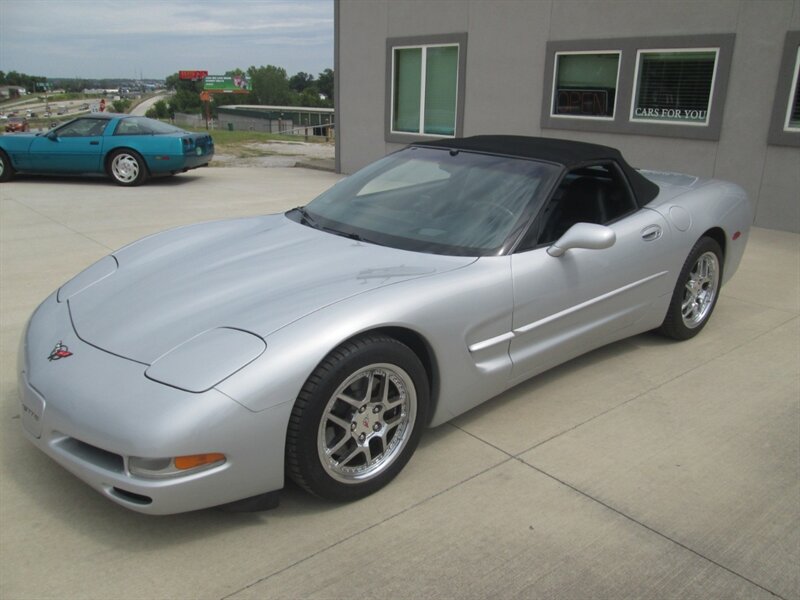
xmin=0 ymin=114 xmax=214 ymax=186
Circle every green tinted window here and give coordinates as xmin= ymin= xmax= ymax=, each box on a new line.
xmin=553 ymin=53 xmax=619 ymax=118
xmin=424 ymin=46 xmax=458 ymax=135
xmin=393 ymin=48 xmax=422 ymax=133
xmin=392 ymin=44 xmax=458 ymax=136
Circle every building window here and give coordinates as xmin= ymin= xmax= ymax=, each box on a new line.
xmin=385 ymin=33 xmax=466 ymax=142
xmin=541 ymin=34 xmax=734 ymax=141
xmin=631 ymin=49 xmax=718 ymax=126
xmin=392 ymin=44 xmax=459 ymax=136
xmin=768 ymin=31 xmax=800 ymax=147
xmin=784 ymin=47 xmax=800 ymax=131
xmin=551 ymin=52 xmax=620 ymax=119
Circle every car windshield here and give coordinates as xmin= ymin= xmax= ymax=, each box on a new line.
xmin=115 ymin=117 xmax=184 ymax=135
xmin=298 ymin=147 xmax=559 ymax=256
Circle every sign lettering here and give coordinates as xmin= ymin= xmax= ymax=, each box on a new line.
xmin=555 ymin=89 xmax=610 ymax=117
xmin=180 ymin=70 xmax=208 ymax=81
xmin=633 ymin=107 xmax=708 ymax=122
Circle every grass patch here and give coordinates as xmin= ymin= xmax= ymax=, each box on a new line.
xmin=183 ymin=128 xmax=330 ymax=158
xmin=234 ymin=147 xmax=298 ymax=159
xmin=188 ymin=128 xmax=312 ymax=145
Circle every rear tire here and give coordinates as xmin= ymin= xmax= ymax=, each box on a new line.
xmin=659 ymin=236 xmax=723 ymax=340
xmin=0 ymin=149 xmax=13 ymax=182
xmin=286 ymin=334 xmax=429 ymax=502
xmin=108 ymin=149 xmax=147 ymax=186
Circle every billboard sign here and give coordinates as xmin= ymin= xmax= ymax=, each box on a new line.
xmin=179 ymin=70 xmax=208 ymax=81
xmin=203 ymin=75 xmax=251 ymax=92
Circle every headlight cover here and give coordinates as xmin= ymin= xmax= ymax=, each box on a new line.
xmin=145 ymin=327 xmax=266 ymax=393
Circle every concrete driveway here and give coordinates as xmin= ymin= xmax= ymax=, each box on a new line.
xmin=1 ymin=167 xmax=798 ymax=600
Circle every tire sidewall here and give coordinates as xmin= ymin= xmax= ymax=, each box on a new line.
xmin=0 ymin=149 xmax=12 ymax=182
xmin=289 ymin=337 xmax=429 ymax=502
xmin=662 ymin=236 xmax=724 ymax=340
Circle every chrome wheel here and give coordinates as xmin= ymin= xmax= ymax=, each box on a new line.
xmin=110 ymin=152 xmax=141 ymax=184
xmin=659 ymin=236 xmax=724 ymax=340
xmin=317 ymin=363 xmax=417 ymax=483
xmin=287 ymin=334 xmax=429 ymax=501
xmin=0 ymin=156 xmax=4 ymax=177
xmin=681 ymin=251 xmax=719 ymax=329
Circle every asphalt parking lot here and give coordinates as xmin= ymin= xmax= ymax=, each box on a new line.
xmin=1 ymin=167 xmax=798 ymax=599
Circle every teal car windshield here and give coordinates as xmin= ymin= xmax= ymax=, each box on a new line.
xmin=298 ymin=147 xmax=559 ymax=256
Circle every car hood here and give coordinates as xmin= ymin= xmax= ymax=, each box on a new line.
xmin=0 ymin=132 xmax=37 ymax=149
xmin=66 ymin=214 xmax=473 ymax=364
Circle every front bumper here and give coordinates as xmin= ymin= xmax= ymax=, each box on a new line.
xmin=18 ymin=293 xmax=289 ymax=515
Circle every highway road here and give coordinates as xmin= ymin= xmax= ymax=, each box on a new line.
xmin=130 ymin=93 xmax=171 ymax=116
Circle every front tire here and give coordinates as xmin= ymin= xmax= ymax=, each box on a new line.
xmin=659 ymin=236 xmax=723 ymax=340
xmin=108 ymin=149 xmax=147 ymax=186
xmin=0 ymin=150 xmax=13 ymax=182
xmin=286 ymin=334 xmax=429 ymax=502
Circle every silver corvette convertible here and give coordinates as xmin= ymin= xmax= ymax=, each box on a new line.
xmin=18 ymin=136 xmax=751 ymax=514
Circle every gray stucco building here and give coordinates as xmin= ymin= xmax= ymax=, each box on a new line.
xmin=334 ymin=0 xmax=800 ymax=232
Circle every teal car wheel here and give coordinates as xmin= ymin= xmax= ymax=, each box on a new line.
xmin=108 ymin=149 xmax=147 ymax=186
xmin=0 ymin=149 xmax=13 ymax=182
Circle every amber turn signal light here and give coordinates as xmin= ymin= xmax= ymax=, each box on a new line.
xmin=174 ymin=453 xmax=226 ymax=470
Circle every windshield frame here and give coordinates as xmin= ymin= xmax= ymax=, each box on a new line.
xmin=289 ymin=147 xmax=562 ymax=257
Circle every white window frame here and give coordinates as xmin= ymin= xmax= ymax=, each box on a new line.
xmin=550 ymin=50 xmax=621 ymax=121
xmin=630 ymin=47 xmax=720 ymax=127
xmin=389 ymin=43 xmax=460 ymax=138
xmin=783 ymin=47 xmax=800 ymax=132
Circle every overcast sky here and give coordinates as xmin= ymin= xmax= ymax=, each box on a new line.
xmin=0 ymin=0 xmax=333 ymax=80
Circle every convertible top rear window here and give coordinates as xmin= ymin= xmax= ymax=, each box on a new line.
xmin=298 ymin=147 xmax=559 ymax=256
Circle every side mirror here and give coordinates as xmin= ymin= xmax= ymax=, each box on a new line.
xmin=46 ymin=131 xmax=58 ymax=141
xmin=547 ymin=223 xmax=616 ymax=257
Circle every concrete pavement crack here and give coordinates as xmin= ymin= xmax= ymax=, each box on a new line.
xmin=448 ymin=314 xmax=798 ymax=599
xmin=519 ymin=459 xmax=786 ymax=599
xmin=8 ymin=197 xmax=116 ymax=252
xmin=218 ymin=449 xmax=513 ymax=600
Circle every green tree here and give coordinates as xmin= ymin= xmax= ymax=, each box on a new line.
xmin=299 ymin=87 xmax=324 ymax=107
xmin=289 ymin=72 xmax=315 ymax=92
xmin=152 ymin=99 xmax=169 ymax=119
xmin=145 ymin=103 xmax=171 ymax=119
xmin=1 ymin=70 xmax=46 ymax=93
xmin=317 ymin=68 xmax=334 ymax=102
xmin=165 ymin=72 xmax=204 ymax=114
xmin=111 ymin=99 xmax=131 ymax=113
xmin=62 ymin=79 xmax=90 ymax=93
xmin=248 ymin=65 xmax=292 ymax=106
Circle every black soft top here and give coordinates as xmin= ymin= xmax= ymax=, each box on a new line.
xmin=415 ymin=135 xmax=660 ymax=206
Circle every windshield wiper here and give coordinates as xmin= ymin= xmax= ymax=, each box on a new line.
xmin=331 ymin=229 xmax=384 ymax=246
xmin=292 ymin=207 xmax=382 ymax=246
xmin=293 ymin=206 xmax=320 ymax=229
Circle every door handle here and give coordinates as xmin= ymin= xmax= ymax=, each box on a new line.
xmin=89 ymin=141 xmax=99 ymax=145
xmin=641 ymin=224 xmax=662 ymax=241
